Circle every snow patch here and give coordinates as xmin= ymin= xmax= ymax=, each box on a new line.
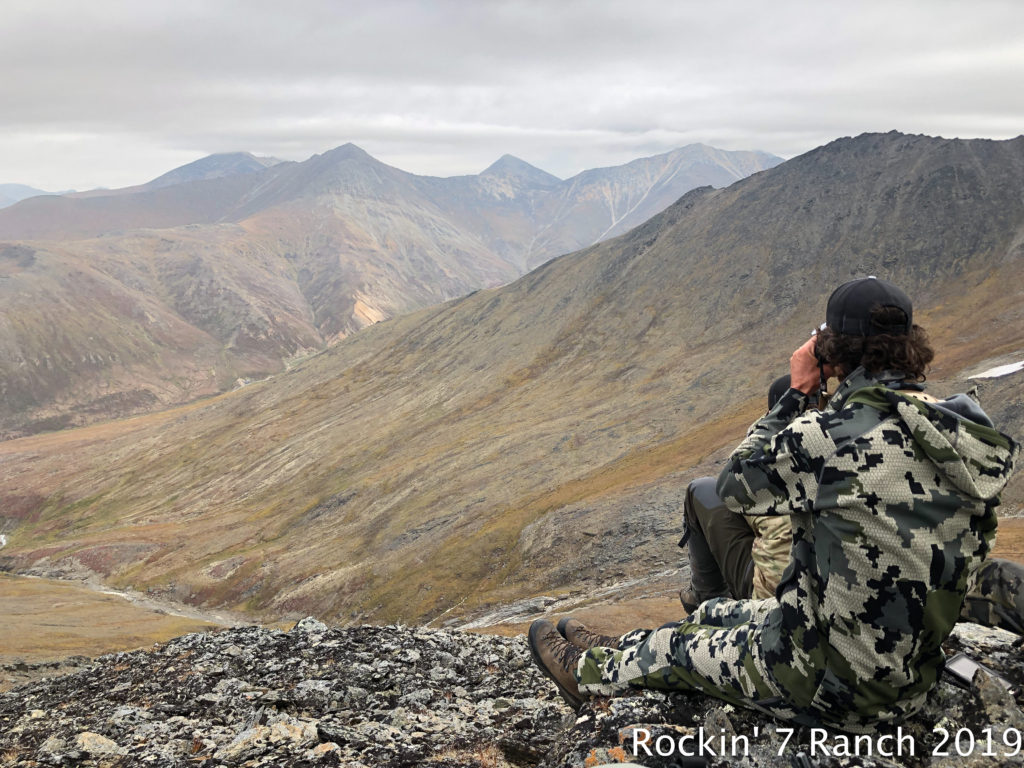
xmin=969 ymin=360 xmax=1024 ymax=379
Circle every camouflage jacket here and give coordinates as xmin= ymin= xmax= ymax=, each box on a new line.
xmin=717 ymin=367 xmax=1019 ymax=730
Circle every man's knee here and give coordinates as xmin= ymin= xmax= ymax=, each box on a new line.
xmin=687 ymin=476 xmax=723 ymax=524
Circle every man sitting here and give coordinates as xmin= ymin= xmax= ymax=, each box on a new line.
xmin=529 ymin=277 xmax=1019 ymax=733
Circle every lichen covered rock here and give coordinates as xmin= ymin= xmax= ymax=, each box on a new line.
xmin=1 ymin=620 xmax=1022 ymax=767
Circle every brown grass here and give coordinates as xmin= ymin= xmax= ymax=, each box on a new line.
xmin=0 ymin=573 xmax=221 ymax=690
xmin=360 ymin=403 xmax=759 ymax=621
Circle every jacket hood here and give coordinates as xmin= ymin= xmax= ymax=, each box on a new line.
xmin=836 ymin=369 xmax=1019 ymax=501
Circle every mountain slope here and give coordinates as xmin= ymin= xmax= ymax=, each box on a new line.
xmin=0 ymin=234 xmax=325 ymax=436
xmin=1 ymin=133 xmax=1021 ymax=627
xmin=527 ymin=143 xmax=783 ymax=263
xmin=0 ymin=172 xmax=263 ymax=240
xmin=0 ymin=144 xmax=779 ymax=437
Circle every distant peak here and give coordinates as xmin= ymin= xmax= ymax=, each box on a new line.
xmin=208 ymin=151 xmax=255 ymax=160
xmin=484 ymin=154 xmax=543 ymax=173
xmin=322 ymin=143 xmax=375 ymax=161
xmin=200 ymin=151 xmax=280 ymax=168
xmin=481 ymin=155 xmax=561 ymax=184
xmin=143 ymin=152 xmax=280 ymax=190
xmin=487 ymin=153 xmax=528 ymax=168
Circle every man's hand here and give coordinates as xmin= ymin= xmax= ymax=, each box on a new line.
xmin=789 ymin=336 xmax=822 ymax=395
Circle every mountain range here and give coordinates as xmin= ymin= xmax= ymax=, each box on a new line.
xmin=1 ymin=131 xmax=1021 ymax=627
xmin=0 ymin=143 xmax=781 ymax=438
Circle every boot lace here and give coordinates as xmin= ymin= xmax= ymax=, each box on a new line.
xmin=566 ymin=621 xmax=620 ymax=650
xmin=544 ymin=626 xmax=583 ymax=671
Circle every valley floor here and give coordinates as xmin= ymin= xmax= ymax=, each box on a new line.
xmin=0 ymin=574 xmax=224 ymax=691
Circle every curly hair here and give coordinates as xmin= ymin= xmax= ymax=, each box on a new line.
xmin=814 ymin=306 xmax=934 ymax=381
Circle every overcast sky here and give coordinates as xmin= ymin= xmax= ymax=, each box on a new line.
xmin=3 ymin=0 xmax=1023 ymax=190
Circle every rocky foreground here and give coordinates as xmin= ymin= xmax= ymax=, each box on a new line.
xmin=2 ymin=618 xmax=1023 ymax=767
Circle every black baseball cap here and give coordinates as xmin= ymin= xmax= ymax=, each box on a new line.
xmin=825 ymin=276 xmax=912 ymax=336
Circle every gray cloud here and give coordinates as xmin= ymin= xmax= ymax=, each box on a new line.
xmin=2 ymin=0 xmax=1023 ymax=189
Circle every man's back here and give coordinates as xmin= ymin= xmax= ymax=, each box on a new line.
xmin=722 ymin=368 xmax=1014 ymax=729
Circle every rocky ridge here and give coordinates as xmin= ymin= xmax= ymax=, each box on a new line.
xmin=2 ymin=618 xmax=1022 ymax=767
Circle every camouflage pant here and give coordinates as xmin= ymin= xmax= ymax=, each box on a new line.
xmin=962 ymin=558 xmax=1024 ymax=635
xmin=575 ymin=597 xmax=933 ymax=733
xmin=576 ymin=598 xmax=815 ymax=725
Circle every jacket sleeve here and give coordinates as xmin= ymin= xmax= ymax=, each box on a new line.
xmin=716 ymin=387 xmax=814 ymax=516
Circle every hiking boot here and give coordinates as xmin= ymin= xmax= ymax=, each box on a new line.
xmin=679 ymin=588 xmax=700 ymax=613
xmin=556 ymin=617 xmax=621 ymax=650
xmin=528 ymin=619 xmax=584 ymax=710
